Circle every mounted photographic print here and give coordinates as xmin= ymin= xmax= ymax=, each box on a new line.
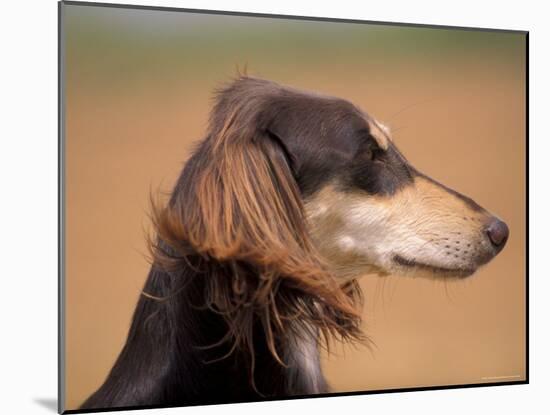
xmin=58 ymin=1 xmax=528 ymax=413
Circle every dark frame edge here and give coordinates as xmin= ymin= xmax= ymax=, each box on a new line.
xmin=525 ymin=31 xmax=530 ymax=385
xmin=63 ymin=380 xmax=528 ymax=414
xmin=61 ymin=0 xmax=528 ymax=35
xmin=58 ymin=1 xmax=67 ymax=414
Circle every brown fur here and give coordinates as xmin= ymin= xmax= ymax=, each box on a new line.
xmin=148 ymin=89 xmax=364 ymax=373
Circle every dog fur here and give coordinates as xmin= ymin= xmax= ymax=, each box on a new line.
xmin=81 ymin=77 xmax=508 ymax=410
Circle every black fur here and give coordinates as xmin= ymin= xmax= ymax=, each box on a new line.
xmin=81 ymin=260 xmax=326 ymax=410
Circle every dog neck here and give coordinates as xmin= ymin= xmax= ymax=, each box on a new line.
xmin=284 ymin=324 xmax=328 ymax=394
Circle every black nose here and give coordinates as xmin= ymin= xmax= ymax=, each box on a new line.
xmin=486 ymin=219 xmax=509 ymax=249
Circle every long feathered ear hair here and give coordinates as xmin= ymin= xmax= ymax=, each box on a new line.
xmin=149 ymin=77 xmax=364 ymax=373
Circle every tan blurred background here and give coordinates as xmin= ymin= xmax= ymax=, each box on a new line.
xmin=62 ymin=4 xmax=526 ymax=410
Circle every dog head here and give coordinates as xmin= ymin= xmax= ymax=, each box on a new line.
xmin=208 ymin=77 xmax=509 ymax=282
xmin=149 ymin=76 xmax=509 ymax=363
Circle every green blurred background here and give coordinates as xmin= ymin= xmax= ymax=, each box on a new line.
xmin=63 ymin=3 xmax=526 ymax=410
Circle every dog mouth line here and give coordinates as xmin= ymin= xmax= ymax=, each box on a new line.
xmin=392 ymin=254 xmax=476 ymax=278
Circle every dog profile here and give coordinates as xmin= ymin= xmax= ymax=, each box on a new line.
xmin=81 ymin=77 xmax=509 ymax=410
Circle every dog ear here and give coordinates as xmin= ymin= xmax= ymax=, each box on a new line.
xmin=150 ymin=97 xmax=363 ymax=371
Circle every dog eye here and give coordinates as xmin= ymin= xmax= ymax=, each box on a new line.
xmin=363 ymin=146 xmax=374 ymax=160
xmin=356 ymin=129 xmax=384 ymax=161
xmin=364 ymin=137 xmax=383 ymax=161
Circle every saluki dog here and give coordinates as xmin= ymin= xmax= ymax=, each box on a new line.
xmin=81 ymin=77 xmax=509 ymax=410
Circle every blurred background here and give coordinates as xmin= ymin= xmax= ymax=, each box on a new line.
xmin=62 ymin=3 xmax=526 ymax=410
